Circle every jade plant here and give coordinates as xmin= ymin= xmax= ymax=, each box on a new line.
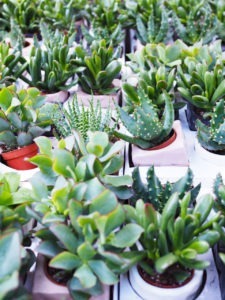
xmin=125 ymin=191 xmax=221 ymax=284
xmin=19 ymin=25 xmax=83 ymax=93
xmin=130 ymin=166 xmax=201 ymax=212
xmin=27 ymin=131 xmax=143 ymax=299
xmin=177 ymin=59 xmax=225 ymax=112
xmin=0 ymin=85 xmax=54 ymax=152
xmin=114 ymin=89 xmax=174 ymax=149
xmin=51 ymin=94 xmax=118 ymax=142
xmin=75 ymin=39 xmax=122 ymax=94
xmin=0 ymin=171 xmax=35 ymax=299
xmin=196 ymin=99 xmax=225 ymax=154
xmin=29 ymin=131 xmax=132 ymax=199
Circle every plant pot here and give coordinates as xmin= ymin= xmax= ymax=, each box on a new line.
xmin=32 ymin=254 xmax=110 ymax=300
xmin=76 ymin=79 xmax=122 ymax=108
xmin=213 ymin=242 xmax=225 ymax=300
xmin=41 ymin=90 xmax=70 ymax=104
xmin=129 ymin=265 xmax=203 ymax=300
xmin=1 ymin=143 xmax=38 ymax=170
xmin=130 ymin=120 xmax=189 ymax=166
xmin=185 ymin=103 xmax=210 ymax=131
xmin=194 ymin=138 xmax=225 ymax=166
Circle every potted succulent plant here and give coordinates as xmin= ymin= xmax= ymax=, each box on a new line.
xmin=51 ymin=94 xmax=118 ymax=143
xmin=0 ymin=85 xmax=55 ymax=170
xmin=114 ymin=88 xmax=188 ymax=166
xmin=27 ymin=131 xmax=143 ymax=299
xmin=75 ymin=39 xmax=122 ymax=108
xmin=19 ymin=23 xmax=83 ymax=103
xmin=195 ymin=99 xmax=225 ymax=165
xmin=177 ymin=58 xmax=225 ymax=130
xmin=124 ymin=191 xmax=221 ymax=300
xmin=0 ymin=171 xmax=35 ymax=299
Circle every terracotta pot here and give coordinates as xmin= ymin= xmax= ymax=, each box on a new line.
xmin=147 ymin=130 xmax=177 ymax=151
xmin=41 ymin=90 xmax=70 ymax=104
xmin=1 ymin=143 xmax=38 ymax=170
xmin=129 ymin=265 xmax=203 ymax=300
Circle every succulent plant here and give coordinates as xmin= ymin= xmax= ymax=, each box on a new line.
xmin=0 ymin=171 xmax=35 ymax=299
xmin=131 ymin=166 xmax=201 ymax=212
xmin=136 ymin=5 xmax=169 ymax=44
xmin=75 ymin=39 xmax=122 ymax=94
xmin=0 ymin=0 xmax=40 ymax=34
xmin=51 ymin=94 xmax=118 ymax=142
xmin=177 ymin=58 xmax=225 ymax=112
xmin=0 ymin=85 xmax=54 ymax=152
xmin=29 ymin=131 xmax=132 ymax=200
xmin=196 ymin=99 xmax=225 ymax=153
xmin=19 ymin=24 xmax=83 ymax=93
xmin=0 ymin=41 xmax=27 ymax=87
xmin=209 ymin=0 xmax=225 ymax=41
xmin=123 ymin=66 xmax=179 ymax=113
xmin=114 ymin=89 xmax=174 ymax=149
xmin=125 ymin=192 xmax=221 ymax=283
xmin=168 ymin=0 xmax=217 ymax=45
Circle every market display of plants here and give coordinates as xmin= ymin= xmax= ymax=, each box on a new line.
xmin=1 ymin=0 xmax=225 ymax=300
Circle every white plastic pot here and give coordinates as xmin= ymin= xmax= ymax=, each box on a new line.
xmin=129 ymin=265 xmax=203 ymax=300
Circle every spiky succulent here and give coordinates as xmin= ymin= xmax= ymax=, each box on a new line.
xmin=136 ymin=5 xmax=169 ymax=44
xmin=196 ymin=99 xmax=225 ymax=153
xmin=114 ymin=89 xmax=174 ymax=149
xmin=51 ymin=94 xmax=118 ymax=142
xmin=131 ymin=166 xmax=201 ymax=212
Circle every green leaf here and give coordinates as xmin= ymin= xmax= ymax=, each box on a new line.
xmin=90 ymin=189 xmax=118 ymax=215
xmin=77 ymin=242 xmax=96 ymax=261
xmin=34 ymin=136 xmax=53 ymax=156
xmin=75 ymin=264 xmax=97 ymax=289
xmin=88 ymin=260 xmax=118 ymax=285
xmin=50 ymin=224 xmax=78 ymax=253
xmin=155 ymin=253 xmax=178 ymax=274
xmin=50 ymin=252 xmax=80 ymax=271
xmin=103 ymin=175 xmax=132 ymax=187
xmin=110 ymin=224 xmax=143 ymax=248
xmin=53 ymin=149 xmax=75 ymax=178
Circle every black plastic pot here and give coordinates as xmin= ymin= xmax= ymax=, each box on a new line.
xmin=185 ymin=103 xmax=210 ymax=131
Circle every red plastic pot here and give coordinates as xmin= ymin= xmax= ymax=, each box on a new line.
xmin=1 ymin=143 xmax=38 ymax=170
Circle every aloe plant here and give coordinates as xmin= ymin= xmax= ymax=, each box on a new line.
xmin=114 ymin=89 xmax=174 ymax=149
xmin=75 ymin=39 xmax=122 ymax=94
xmin=51 ymin=94 xmax=118 ymax=142
xmin=125 ymin=192 xmax=221 ymax=283
xmin=167 ymin=0 xmax=217 ymax=45
xmin=196 ymin=99 xmax=225 ymax=153
xmin=178 ymin=59 xmax=225 ymax=111
xmin=136 ymin=5 xmax=170 ymax=44
xmin=0 ymin=85 xmax=54 ymax=151
xmin=131 ymin=166 xmax=201 ymax=212
xmin=209 ymin=0 xmax=225 ymax=41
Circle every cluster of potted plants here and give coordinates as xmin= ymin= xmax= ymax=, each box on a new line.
xmin=1 ymin=0 xmax=225 ymax=299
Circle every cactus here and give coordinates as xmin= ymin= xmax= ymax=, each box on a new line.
xmin=196 ymin=99 xmax=225 ymax=153
xmin=131 ymin=166 xmax=201 ymax=212
xmin=136 ymin=6 xmax=169 ymax=44
xmin=114 ymin=89 xmax=174 ymax=149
